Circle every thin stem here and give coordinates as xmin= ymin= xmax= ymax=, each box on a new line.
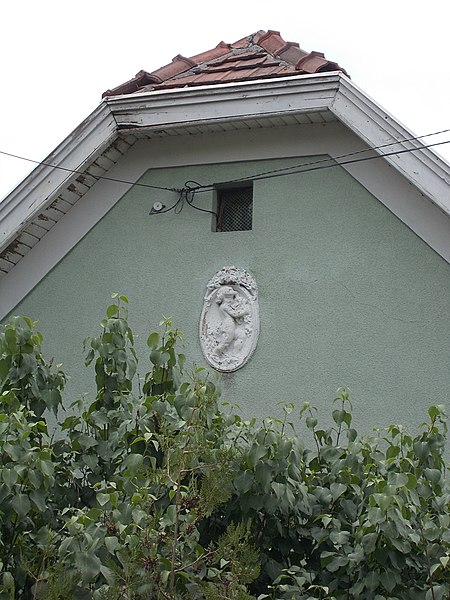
xmin=168 ymin=480 xmax=182 ymax=595
xmin=418 ymin=521 xmax=436 ymax=600
xmin=174 ymin=549 xmax=215 ymax=573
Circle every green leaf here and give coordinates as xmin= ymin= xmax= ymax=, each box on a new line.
xmin=428 ymin=405 xmax=442 ymax=420
xmin=426 ymin=586 xmax=448 ymax=600
xmin=82 ymin=453 xmax=98 ymax=470
xmin=386 ymin=444 xmax=400 ymax=460
xmin=373 ymin=493 xmax=391 ymax=512
xmin=1 ymin=468 xmax=18 ymax=489
xmin=77 ymin=433 xmax=98 ymax=450
xmin=330 ymin=482 xmax=346 ymax=501
xmin=161 ymin=504 xmax=177 ymax=526
xmin=11 ymin=493 xmax=31 ymax=518
xmin=100 ymin=564 xmax=116 ymax=586
xmin=30 ymin=490 xmax=47 ymax=512
xmin=4 ymin=328 xmax=17 ymax=352
xmin=97 ymin=493 xmax=111 ymax=507
xmin=0 ymin=359 xmax=9 ymax=381
xmin=2 ymin=571 xmax=14 ymax=589
xmin=132 ymin=508 xmax=147 ymax=524
xmin=105 ymin=536 xmax=120 ymax=555
xmin=347 ymin=428 xmax=357 ymax=442
xmin=234 ymin=470 xmax=253 ymax=494
xmin=424 ymin=468 xmax=442 ymax=486
xmin=329 ymin=531 xmax=350 ymax=546
xmin=325 ymin=555 xmax=349 ymax=572
xmin=332 ymin=409 xmax=346 ymax=425
xmin=106 ymin=304 xmax=119 ymax=318
xmin=150 ymin=350 xmax=162 ymax=365
xmin=406 ymin=473 xmax=417 ymax=489
xmin=306 ymin=416 xmax=317 ymax=430
xmin=255 ymin=463 xmax=272 ymax=489
xmin=40 ymin=460 xmax=54 ymax=478
xmin=247 ymin=444 xmax=267 ymax=468
xmin=413 ymin=441 xmax=429 ymax=461
xmin=365 ymin=570 xmax=379 ymax=592
xmin=440 ymin=555 xmax=450 ymax=568
xmin=75 ymin=551 xmax=102 ymax=583
xmin=147 ymin=332 xmax=160 ymax=349
xmin=124 ymin=453 xmax=144 ymax=472
xmin=387 ymin=472 xmax=409 ymax=488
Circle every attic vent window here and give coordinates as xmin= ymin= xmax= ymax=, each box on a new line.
xmin=216 ymin=185 xmax=253 ymax=232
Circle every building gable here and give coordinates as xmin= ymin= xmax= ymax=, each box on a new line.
xmin=0 ymin=32 xmax=449 ymax=320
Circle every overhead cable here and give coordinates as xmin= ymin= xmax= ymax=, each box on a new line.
xmin=0 ymin=128 xmax=449 ymax=201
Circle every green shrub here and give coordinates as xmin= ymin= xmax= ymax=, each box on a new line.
xmin=0 ymin=296 xmax=448 ymax=599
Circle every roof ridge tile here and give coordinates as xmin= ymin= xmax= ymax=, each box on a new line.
xmin=151 ymin=55 xmax=197 ymax=81
xmin=189 ymin=41 xmax=231 ymax=64
xmin=277 ymin=42 xmax=309 ymax=67
xmin=231 ymin=33 xmax=256 ymax=48
xmin=102 ymin=70 xmax=161 ymax=98
xmin=101 ymin=30 xmax=349 ymax=97
xmin=253 ymin=30 xmax=286 ymax=55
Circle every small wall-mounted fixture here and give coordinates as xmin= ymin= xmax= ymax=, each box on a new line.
xmin=151 ymin=201 xmax=165 ymax=213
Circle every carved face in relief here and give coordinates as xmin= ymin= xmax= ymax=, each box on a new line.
xmin=199 ymin=267 xmax=259 ymax=372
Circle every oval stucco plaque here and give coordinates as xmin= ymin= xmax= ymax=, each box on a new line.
xmin=199 ymin=266 xmax=260 ymax=372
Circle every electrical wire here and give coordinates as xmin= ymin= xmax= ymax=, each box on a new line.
xmin=0 ymin=149 xmax=181 ymax=194
xmin=149 ymin=182 xmax=218 ymax=218
xmin=157 ymin=135 xmax=450 ymax=217
xmin=191 ymin=133 xmax=450 ymax=193
xmin=184 ymin=181 xmax=218 ymax=219
xmin=0 ymin=127 xmax=449 ymax=203
xmin=148 ymin=191 xmax=184 ymax=215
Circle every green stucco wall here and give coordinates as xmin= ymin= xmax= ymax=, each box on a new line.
xmin=11 ymin=156 xmax=450 ymax=436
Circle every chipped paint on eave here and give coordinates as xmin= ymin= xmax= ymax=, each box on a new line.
xmin=0 ymin=134 xmax=139 ymax=279
xmin=0 ymin=111 xmax=339 ymax=279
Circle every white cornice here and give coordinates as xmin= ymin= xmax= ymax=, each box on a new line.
xmin=330 ymin=76 xmax=450 ymax=214
xmin=107 ymin=73 xmax=341 ymax=135
xmin=0 ymin=103 xmax=116 ymax=251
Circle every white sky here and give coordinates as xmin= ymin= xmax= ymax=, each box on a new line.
xmin=1 ymin=0 xmax=449 ymax=202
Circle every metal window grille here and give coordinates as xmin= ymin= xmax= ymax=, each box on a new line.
xmin=216 ymin=186 xmax=253 ymax=232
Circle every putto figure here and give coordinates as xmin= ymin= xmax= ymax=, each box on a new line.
xmin=212 ymin=286 xmax=250 ymax=359
xmin=200 ymin=266 xmax=259 ymax=372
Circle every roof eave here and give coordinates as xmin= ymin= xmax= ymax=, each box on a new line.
xmin=331 ymin=76 xmax=450 ymax=215
xmin=1 ymin=71 xmax=449 ymax=256
xmin=0 ymin=73 xmax=342 ymax=254
xmin=106 ymin=71 xmax=342 ymax=133
xmin=0 ymin=103 xmax=116 ymax=252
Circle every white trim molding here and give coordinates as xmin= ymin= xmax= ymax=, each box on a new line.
xmin=0 ymin=104 xmax=116 ymax=251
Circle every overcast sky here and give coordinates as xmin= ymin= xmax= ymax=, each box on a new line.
xmin=1 ymin=0 xmax=449 ymax=202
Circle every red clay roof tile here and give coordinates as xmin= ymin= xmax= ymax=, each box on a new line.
xmin=150 ymin=55 xmax=197 ymax=80
xmin=278 ymin=42 xmax=308 ymax=65
xmin=102 ymin=30 xmax=348 ymax=98
xmin=207 ymin=56 xmax=278 ymax=72
xmin=297 ymin=52 xmax=330 ymax=72
xmin=189 ymin=41 xmax=231 ymax=64
xmin=229 ymin=36 xmax=251 ymax=49
xmin=253 ymin=30 xmax=289 ymax=54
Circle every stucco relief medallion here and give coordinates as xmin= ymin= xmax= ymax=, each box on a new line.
xmin=200 ymin=266 xmax=259 ymax=372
